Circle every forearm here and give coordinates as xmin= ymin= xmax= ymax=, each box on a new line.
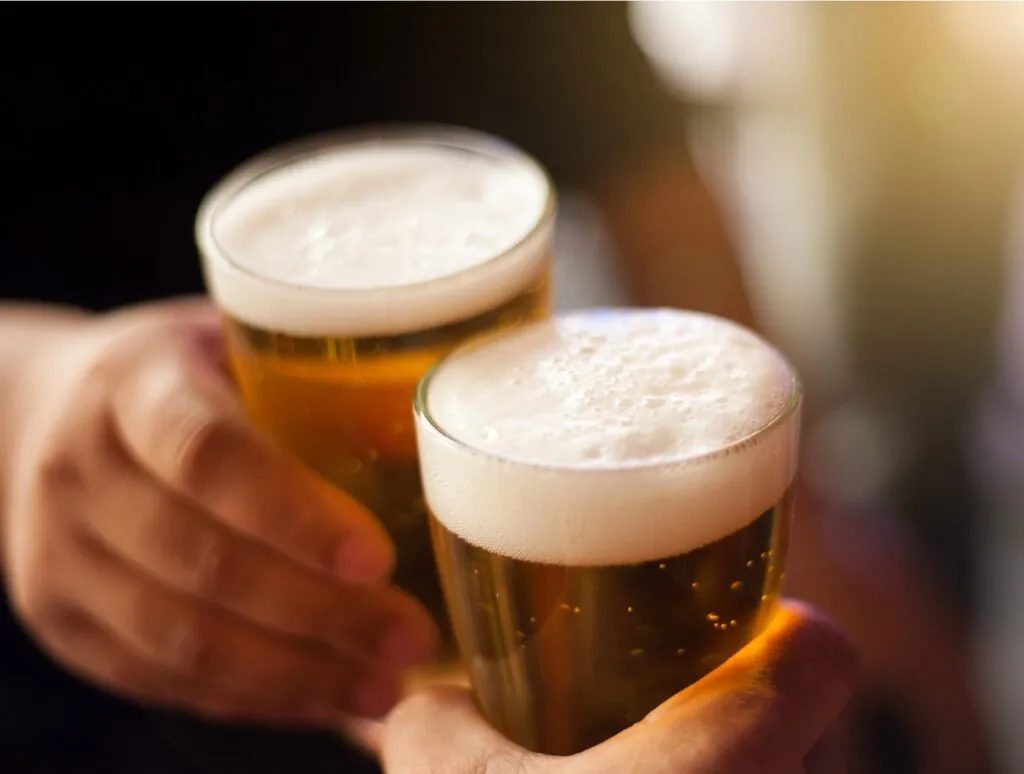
xmin=0 ymin=303 xmax=92 ymax=563
xmin=589 ymin=144 xmax=757 ymax=330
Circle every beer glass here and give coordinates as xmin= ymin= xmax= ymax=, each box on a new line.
xmin=414 ymin=309 xmax=801 ymax=754
xmin=195 ymin=126 xmax=555 ymax=670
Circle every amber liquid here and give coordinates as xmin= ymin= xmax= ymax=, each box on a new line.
xmin=223 ymin=275 xmax=551 ymax=666
xmin=430 ymin=484 xmax=792 ymax=755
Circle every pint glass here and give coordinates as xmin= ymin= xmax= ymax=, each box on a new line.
xmin=195 ymin=127 xmax=555 ymax=668
xmin=414 ymin=309 xmax=801 ymax=754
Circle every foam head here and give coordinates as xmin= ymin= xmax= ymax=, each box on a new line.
xmin=196 ymin=129 xmax=552 ymax=338
xmin=415 ymin=309 xmax=801 ymax=566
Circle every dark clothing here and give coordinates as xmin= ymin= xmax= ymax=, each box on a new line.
xmin=0 ymin=4 xmax=680 ymax=773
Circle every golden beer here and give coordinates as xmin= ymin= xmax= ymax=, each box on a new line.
xmin=195 ymin=128 xmax=555 ymax=660
xmin=414 ymin=309 xmax=801 ymax=754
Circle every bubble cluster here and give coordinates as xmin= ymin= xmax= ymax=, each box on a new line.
xmin=198 ymin=139 xmax=550 ymax=337
xmin=416 ymin=309 xmax=800 ymax=567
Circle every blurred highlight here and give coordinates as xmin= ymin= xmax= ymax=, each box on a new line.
xmin=617 ymin=4 xmax=1024 ymax=773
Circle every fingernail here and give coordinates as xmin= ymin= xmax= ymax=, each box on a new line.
xmin=353 ymin=678 xmax=399 ymax=719
xmin=335 ymin=538 xmax=392 ymax=586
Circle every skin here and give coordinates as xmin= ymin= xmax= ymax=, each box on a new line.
xmin=590 ymin=145 xmax=757 ymax=330
xmin=369 ymin=602 xmax=858 ymax=774
xmin=0 ymin=148 xmax=991 ymax=771
xmin=0 ymin=298 xmax=438 ymax=725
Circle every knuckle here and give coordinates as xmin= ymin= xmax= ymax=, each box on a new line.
xmin=167 ymin=626 xmax=217 ymax=679
xmin=234 ymin=475 xmax=328 ymax=561
xmin=124 ymin=356 xmax=241 ymax=497
xmin=169 ymin=412 xmax=238 ymax=494
xmin=6 ymin=530 xmax=66 ymax=630
xmin=237 ymin=493 xmax=284 ymax=541
xmin=483 ymin=753 xmax=531 ymax=774
xmin=9 ymin=576 xmax=61 ymax=634
xmin=432 ymin=753 xmax=526 ymax=774
xmin=173 ymin=530 xmax=244 ymax=602
xmin=133 ymin=603 xmax=216 ymax=678
xmin=34 ymin=447 xmax=86 ymax=494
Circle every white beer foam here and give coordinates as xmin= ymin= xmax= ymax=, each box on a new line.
xmin=416 ymin=309 xmax=800 ymax=566
xmin=198 ymin=139 xmax=551 ymax=337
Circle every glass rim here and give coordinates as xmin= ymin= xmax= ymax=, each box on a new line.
xmin=194 ymin=123 xmax=557 ymax=299
xmin=413 ymin=309 xmax=804 ymax=475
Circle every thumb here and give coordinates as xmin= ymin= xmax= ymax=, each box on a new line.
xmin=577 ymin=601 xmax=858 ymax=773
xmin=382 ymin=688 xmax=538 ymax=774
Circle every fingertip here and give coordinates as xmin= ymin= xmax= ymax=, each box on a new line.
xmin=764 ymin=600 xmax=859 ymax=698
xmin=325 ymin=493 xmax=393 ymax=584
xmin=334 ymin=535 xmax=395 ymax=586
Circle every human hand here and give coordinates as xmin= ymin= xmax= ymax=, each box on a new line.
xmin=371 ymin=601 xmax=856 ymax=774
xmin=2 ymin=298 xmax=437 ymax=726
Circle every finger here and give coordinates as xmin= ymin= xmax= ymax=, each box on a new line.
xmin=804 ymin=727 xmax=846 ymax=774
xmin=34 ymin=604 xmax=343 ymax=728
xmin=63 ymin=531 xmax=402 ymax=720
xmin=110 ymin=331 xmax=394 ymax=586
xmin=584 ymin=601 xmax=857 ymax=771
xmin=33 ymin=603 xmax=192 ymax=708
xmin=85 ymin=441 xmax=437 ymax=669
xmin=383 ymin=688 xmax=535 ymax=774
